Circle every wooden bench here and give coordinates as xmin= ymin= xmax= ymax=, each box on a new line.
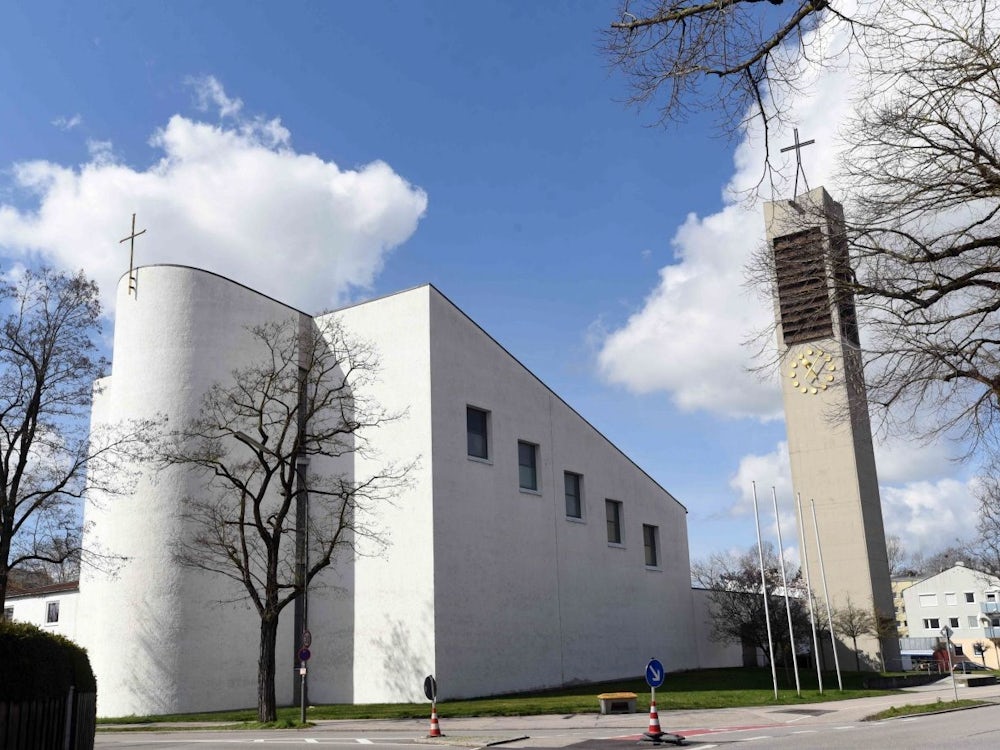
xmin=597 ymin=692 xmax=637 ymax=714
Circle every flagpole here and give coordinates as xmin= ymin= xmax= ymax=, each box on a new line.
xmin=811 ymin=498 xmax=843 ymax=690
xmin=752 ymin=481 xmax=779 ymax=699
xmin=797 ymin=493 xmax=824 ymax=693
xmin=772 ymin=487 xmax=801 ymax=696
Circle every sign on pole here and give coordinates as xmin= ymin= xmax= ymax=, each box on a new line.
xmin=298 ymin=647 xmax=311 ymax=662
xmin=423 ymin=674 xmax=437 ymax=702
xmin=645 ymin=658 xmax=665 ymax=688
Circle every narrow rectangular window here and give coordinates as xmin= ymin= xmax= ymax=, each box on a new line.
xmin=467 ymin=407 xmax=489 ymax=459
xmin=606 ymin=500 xmax=623 ymax=544
xmin=968 ymin=615 xmax=979 ymax=628
xmin=966 ymin=592 xmax=976 ymax=603
xmin=643 ymin=524 xmax=659 ymax=567
xmin=564 ymin=472 xmax=582 ymax=518
xmin=518 ymin=441 xmax=538 ymax=491
xmin=945 ymin=592 xmax=957 ymax=605
xmin=46 ymin=601 xmax=59 ymax=624
xmin=949 ymin=617 xmax=960 ymax=628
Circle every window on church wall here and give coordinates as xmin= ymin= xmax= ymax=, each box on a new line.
xmin=919 ymin=593 xmax=937 ymax=607
xmin=606 ymin=500 xmax=623 ymax=545
xmin=643 ymin=524 xmax=660 ymax=567
xmin=518 ymin=441 xmax=539 ymax=491
xmin=466 ymin=406 xmax=490 ymax=460
xmin=46 ymin=601 xmax=59 ymax=624
xmin=773 ymin=228 xmax=834 ymax=345
xmin=564 ymin=472 xmax=583 ymax=519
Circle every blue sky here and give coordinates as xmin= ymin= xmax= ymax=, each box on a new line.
xmin=0 ymin=1 xmax=975 ymax=564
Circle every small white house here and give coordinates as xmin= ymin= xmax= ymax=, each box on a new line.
xmin=4 ymin=581 xmax=79 ymax=641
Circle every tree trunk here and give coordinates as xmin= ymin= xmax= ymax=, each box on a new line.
xmin=853 ymin=637 xmax=860 ymax=671
xmin=258 ymin=613 xmax=279 ymax=722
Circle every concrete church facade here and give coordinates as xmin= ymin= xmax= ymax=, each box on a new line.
xmin=70 ymin=265 xmax=713 ymax=717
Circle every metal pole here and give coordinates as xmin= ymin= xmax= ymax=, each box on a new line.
xmin=752 ymin=481 xmax=779 ymax=699
xmin=811 ymin=499 xmax=843 ymax=690
xmin=796 ymin=493 xmax=824 ymax=693
xmin=772 ymin=487 xmax=800 ymax=696
xmin=943 ymin=628 xmax=958 ymax=702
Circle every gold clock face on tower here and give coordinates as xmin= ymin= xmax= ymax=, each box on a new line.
xmin=788 ymin=347 xmax=836 ymax=395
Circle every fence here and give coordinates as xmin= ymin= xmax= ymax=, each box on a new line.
xmin=0 ymin=687 xmax=96 ymax=750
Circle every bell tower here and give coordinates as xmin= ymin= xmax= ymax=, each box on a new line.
xmin=764 ymin=186 xmax=898 ymax=670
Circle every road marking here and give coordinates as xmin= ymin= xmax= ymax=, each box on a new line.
xmin=791 ymin=730 xmax=817 ymax=734
xmin=834 ymin=725 xmax=855 ymax=730
xmin=356 ymin=739 xmax=374 ymax=744
xmin=305 ymin=741 xmax=319 ymax=745
xmin=736 ymin=737 xmax=772 ymax=742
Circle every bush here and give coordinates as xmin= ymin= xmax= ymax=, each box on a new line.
xmin=0 ymin=620 xmax=96 ymax=701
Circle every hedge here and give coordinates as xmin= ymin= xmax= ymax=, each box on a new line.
xmin=0 ymin=620 xmax=96 ymax=701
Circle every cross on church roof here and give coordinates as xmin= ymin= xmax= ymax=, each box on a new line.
xmin=780 ymin=128 xmax=815 ymax=199
xmin=119 ymin=213 xmax=146 ymax=297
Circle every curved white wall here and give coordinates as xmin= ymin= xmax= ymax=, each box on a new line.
xmin=78 ymin=266 xmax=302 ymax=716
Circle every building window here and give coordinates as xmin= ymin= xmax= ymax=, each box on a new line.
xmin=923 ymin=618 xmax=940 ymax=629
xmin=949 ymin=617 xmax=960 ymax=628
xmin=969 ymin=615 xmax=979 ymax=628
xmin=467 ymin=407 xmax=489 ymax=459
xmin=518 ymin=441 xmax=538 ymax=491
xmin=955 ymin=644 xmax=965 ymax=656
xmin=606 ymin=500 xmax=623 ymax=545
xmin=643 ymin=524 xmax=659 ymax=567
xmin=564 ymin=472 xmax=582 ymax=519
xmin=966 ymin=592 xmax=976 ymax=603
xmin=918 ymin=594 xmax=937 ymax=607
xmin=46 ymin=601 xmax=60 ymax=624
xmin=2 ymin=607 xmax=12 ymax=622
xmin=945 ymin=592 xmax=957 ymax=605
xmin=988 ymin=592 xmax=998 ymax=603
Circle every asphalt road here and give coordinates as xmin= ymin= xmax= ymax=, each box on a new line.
xmin=94 ymin=676 xmax=1000 ymax=749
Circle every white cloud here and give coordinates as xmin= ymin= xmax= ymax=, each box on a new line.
xmin=52 ymin=114 xmax=82 ymax=131
xmin=0 ymin=81 xmax=428 ymax=315
xmin=187 ymin=75 xmax=243 ymax=119
xmin=880 ymin=478 xmax=978 ymax=555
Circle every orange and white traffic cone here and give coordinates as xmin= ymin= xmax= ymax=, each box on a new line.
xmin=644 ymin=699 xmax=663 ymax=740
xmin=427 ymin=705 xmax=443 ymax=737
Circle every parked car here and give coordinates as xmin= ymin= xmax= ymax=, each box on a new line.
xmin=953 ymin=661 xmax=991 ymax=673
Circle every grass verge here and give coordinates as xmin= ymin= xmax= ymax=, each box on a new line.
xmin=97 ymin=668 xmax=901 ymax=726
xmin=865 ymin=698 xmax=989 ymax=720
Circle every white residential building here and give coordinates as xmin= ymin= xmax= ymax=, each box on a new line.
xmin=11 ymin=264 xmax=728 ymax=717
xmin=902 ymin=563 xmax=1000 ymax=668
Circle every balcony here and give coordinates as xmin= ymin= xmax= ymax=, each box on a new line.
xmin=981 ymin=602 xmax=1000 ymax=615
xmin=984 ymin=626 xmax=1000 ymax=640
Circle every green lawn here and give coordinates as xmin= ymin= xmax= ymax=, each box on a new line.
xmin=98 ymin=667 xmax=901 ymax=725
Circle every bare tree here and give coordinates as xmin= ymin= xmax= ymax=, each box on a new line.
xmin=0 ymin=267 xmax=155 ymax=611
xmin=693 ymin=543 xmax=811 ymax=666
xmin=604 ymin=0 xmax=867 ymax=175
xmin=162 ymin=315 xmax=412 ymax=723
xmin=832 ymin=596 xmax=875 ymax=671
xmin=973 ymin=639 xmax=992 ymax=667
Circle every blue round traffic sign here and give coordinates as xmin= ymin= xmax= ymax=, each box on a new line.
xmin=298 ymin=648 xmax=311 ymax=662
xmin=645 ymin=658 xmax=665 ymax=688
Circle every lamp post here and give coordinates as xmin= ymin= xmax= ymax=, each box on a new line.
xmin=234 ymin=431 xmax=309 ymax=716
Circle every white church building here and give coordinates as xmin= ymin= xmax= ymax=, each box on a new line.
xmin=11 ymin=265 xmax=738 ymax=717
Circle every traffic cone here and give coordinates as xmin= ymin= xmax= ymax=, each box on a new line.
xmin=645 ymin=699 xmax=663 ymax=739
xmin=427 ymin=705 xmax=443 ymax=737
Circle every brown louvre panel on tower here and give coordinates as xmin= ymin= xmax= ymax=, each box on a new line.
xmin=773 ymin=227 xmax=833 ymax=345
